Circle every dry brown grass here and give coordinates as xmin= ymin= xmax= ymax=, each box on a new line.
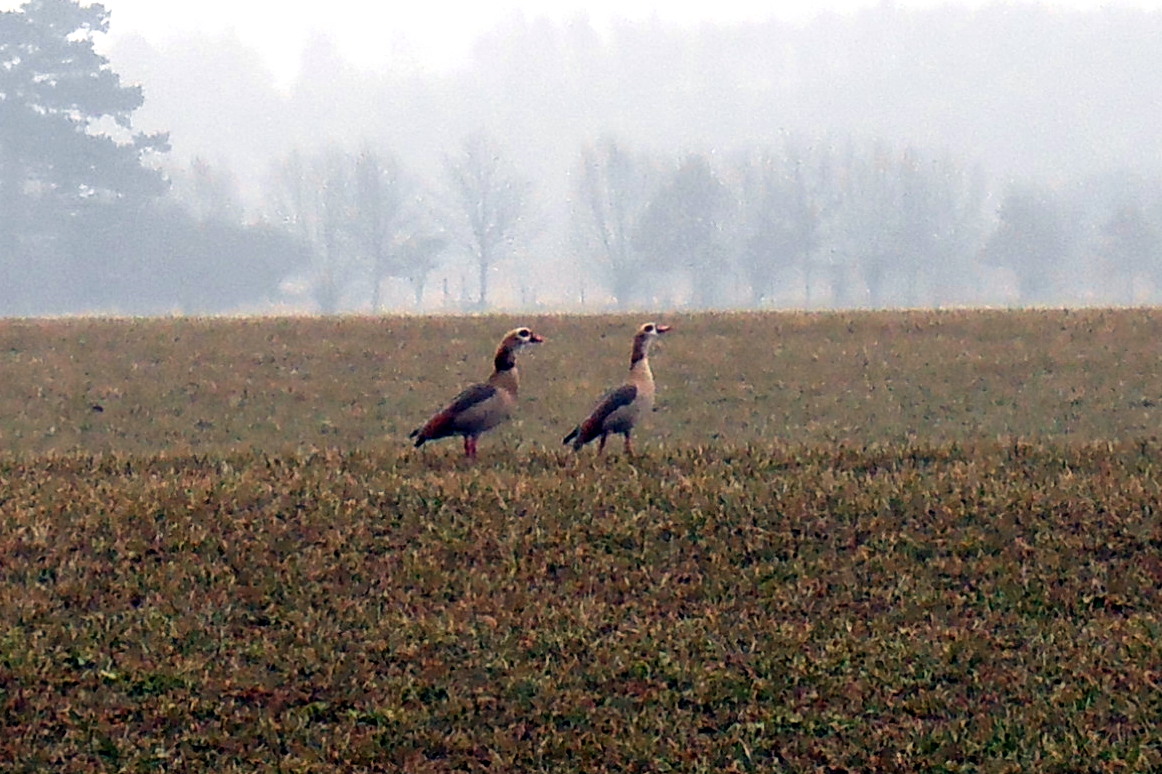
xmin=0 ymin=308 xmax=1160 ymax=456
xmin=0 ymin=310 xmax=1160 ymax=771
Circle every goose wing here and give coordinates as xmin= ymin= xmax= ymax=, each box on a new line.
xmin=411 ymin=382 xmax=498 ymax=443
xmin=564 ymin=384 xmax=638 ymax=446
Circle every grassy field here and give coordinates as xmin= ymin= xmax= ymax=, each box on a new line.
xmin=0 ymin=308 xmax=1161 ymax=455
xmin=0 ymin=310 xmax=1160 ymax=772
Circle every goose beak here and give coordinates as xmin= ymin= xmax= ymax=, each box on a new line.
xmin=530 ymin=333 xmax=546 ymax=343
xmin=656 ymin=325 xmax=672 ymax=334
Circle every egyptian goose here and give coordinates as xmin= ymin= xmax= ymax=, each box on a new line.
xmin=564 ymin=322 xmax=670 ymax=455
xmin=409 ymin=327 xmax=544 ymax=458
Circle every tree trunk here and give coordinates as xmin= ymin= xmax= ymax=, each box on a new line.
xmin=477 ymin=248 xmax=491 ymax=309
xmin=412 ymin=275 xmax=426 ymax=309
xmin=370 ymin=251 xmax=384 ymax=313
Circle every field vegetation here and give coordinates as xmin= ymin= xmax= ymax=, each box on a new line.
xmin=0 ymin=309 xmax=1159 ymax=771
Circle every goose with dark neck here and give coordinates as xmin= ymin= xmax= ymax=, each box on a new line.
xmin=410 ymin=327 xmax=544 ymax=458
xmin=564 ymin=322 xmax=670 ymax=455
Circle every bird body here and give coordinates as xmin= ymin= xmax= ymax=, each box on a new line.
xmin=410 ymin=327 xmax=543 ymax=457
xmin=564 ymin=322 xmax=670 ymax=455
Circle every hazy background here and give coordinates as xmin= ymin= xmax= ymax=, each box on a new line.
xmin=3 ymin=0 xmax=1162 ymax=314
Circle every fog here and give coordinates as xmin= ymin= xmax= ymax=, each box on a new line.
xmin=4 ymin=1 xmax=1162 ymax=314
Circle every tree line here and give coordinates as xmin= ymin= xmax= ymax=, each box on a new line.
xmin=3 ymin=0 xmax=1161 ymax=315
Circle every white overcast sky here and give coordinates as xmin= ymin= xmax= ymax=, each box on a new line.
xmin=5 ymin=0 xmax=1161 ymax=83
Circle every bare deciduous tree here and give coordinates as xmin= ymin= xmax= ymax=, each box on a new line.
xmin=393 ymin=234 xmax=447 ymax=308
xmin=351 ymin=148 xmax=408 ymax=311
xmin=171 ymin=157 xmax=244 ymax=224
xmin=982 ymin=184 xmax=1068 ymax=305
xmin=731 ymin=148 xmax=823 ymax=307
xmin=572 ymin=138 xmax=656 ymax=309
xmin=442 ymin=134 xmax=530 ymax=309
xmin=267 ymin=148 xmax=353 ymax=314
xmin=634 ymin=154 xmax=729 ymax=308
xmin=1098 ymin=203 xmax=1160 ymax=304
xmin=350 ymin=149 xmax=449 ymax=312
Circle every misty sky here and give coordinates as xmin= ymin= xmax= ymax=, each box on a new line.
xmin=5 ymin=0 xmax=1162 ymax=312
xmin=5 ymin=0 xmax=1154 ymax=85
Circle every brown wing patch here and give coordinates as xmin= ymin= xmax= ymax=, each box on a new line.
xmin=575 ymin=384 xmax=637 ymax=445
xmin=413 ymin=383 xmax=498 ymax=444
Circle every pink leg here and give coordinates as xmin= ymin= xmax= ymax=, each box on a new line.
xmin=463 ymin=436 xmax=478 ymax=459
xmin=597 ymin=434 xmax=607 ymax=455
xmin=624 ymin=433 xmax=634 ymax=456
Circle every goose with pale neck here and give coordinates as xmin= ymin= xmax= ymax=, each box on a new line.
xmin=564 ymin=322 xmax=671 ymax=455
xmin=409 ymin=327 xmax=544 ymax=458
